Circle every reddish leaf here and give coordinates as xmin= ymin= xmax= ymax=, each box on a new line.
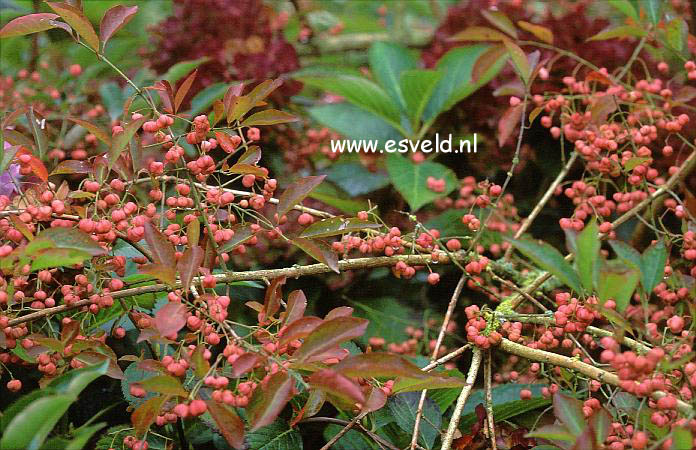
xmin=263 ymin=276 xmax=286 ymax=319
xmin=218 ymin=224 xmax=257 ymax=253
xmin=237 ymin=145 xmax=262 ymax=165
xmin=674 ymin=85 xmax=696 ymax=103
xmin=139 ymin=375 xmax=188 ymax=396
xmin=50 ymin=159 xmax=93 ymax=176
xmin=99 ymin=4 xmax=137 ymax=49
xmin=277 ymin=175 xmax=326 ymax=218
xmin=0 ymin=13 xmax=59 ymax=38
xmin=46 ymin=2 xmax=99 ymax=52
xmin=293 ymin=317 xmax=368 ymax=362
xmin=449 ymin=26 xmax=507 ymax=42
xmin=279 ymin=316 xmax=324 ymax=346
xmin=174 ymin=69 xmax=198 ymax=113
xmin=132 ymin=395 xmax=168 ymax=437
xmin=240 ymin=109 xmax=298 ymax=127
xmin=230 ymin=352 xmax=264 ymax=377
xmin=291 ymin=238 xmax=339 ymax=274
xmin=290 ymin=389 xmax=325 ymax=426
xmin=298 ymin=217 xmax=381 ymax=240
xmin=143 ymin=221 xmax=176 ymax=265
xmin=139 ymin=263 xmax=176 ymax=286
xmin=481 ymin=10 xmax=517 ymax=38
xmin=212 ymin=100 xmax=225 ymax=127
xmin=503 ymin=39 xmax=531 ymax=84
xmin=38 ymin=227 xmax=107 ymax=256
xmin=498 ymin=104 xmax=524 ymax=147
xmin=553 ymin=392 xmax=585 ymax=436
xmin=154 ymin=302 xmax=187 ymax=337
xmin=2 ymin=107 xmax=28 ymax=129
xmin=304 ymin=346 xmax=350 ymax=364
xmin=247 ymin=371 xmax=295 ymax=430
xmin=74 ymin=351 xmax=124 ymax=379
xmin=110 ymin=116 xmax=147 ymax=168
xmin=223 ymin=82 xmax=245 ymax=119
xmin=60 ymin=320 xmax=80 ymax=344
xmin=152 ymin=81 xmax=174 ymax=114
xmin=206 ymin=400 xmax=245 ymax=450
xmin=308 ymin=369 xmax=365 ymax=407
xmin=517 ymin=20 xmax=554 ymax=44
xmin=215 ymin=131 xmax=240 ymax=154
xmin=8 ymin=214 xmax=33 ymax=241
xmin=67 ymin=117 xmax=111 ymax=145
xmin=325 ymin=307 xmax=353 ymax=320
xmin=590 ymin=94 xmax=618 ymax=125
xmin=282 ymin=290 xmax=307 ymax=325
xmin=177 ymin=245 xmax=203 ymax=293
xmin=362 ymin=386 xmax=387 ymax=413
xmin=472 ymin=44 xmax=508 ymax=84
xmin=15 ymin=147 xmax=48 ymax=182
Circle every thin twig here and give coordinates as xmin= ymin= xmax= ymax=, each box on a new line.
xmin=441 ymin=347 xmax=482 ymax=450
xmin=484 ymin=349 xmax=497 ymax=450
xmin=319 ymin=411 xmax=367 ymax=450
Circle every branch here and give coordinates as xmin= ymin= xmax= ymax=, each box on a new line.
xmin=319 ymin=411 xmax=367 ymax=450
xmin=441 ymin=347 xmax=482 ymax=450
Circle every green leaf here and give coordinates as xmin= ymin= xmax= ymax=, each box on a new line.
xmin=308 ymin=180 xmax=370 ymax=215
xmin=351 ymin=298 xmax=417 ymax=345
xmin=670 ymin=427 xmax=693 ymax=450
xmin=609 ymin=240 xmax=642 ymax=271
xmin=36 ymin=227 xmax=107 ymax=256
xmin=139 ymin=375 xmax=188 ymax=397
xmin=31 ymin=247 xmax=92 ymax=271
xmin=597 ymin=260 xmax=639 ymax=312
xmin=241 ymin=109 xmax=298 ymax=127
xmin=424 ymin=44 xmax=504 ymax=120
xmin=526 ymin=424 xmax=575 ymax=442
xmin=298 ymin=75 xmax=402 ymax=126
xmin=553 ymin=392 xmax=585 ymax=436
xmin=188 ymin=82 xmax=228 ymax=116
xmin=368 ymin=41 xmax=417 ymax=110
xmin=665 ymin=18 xmax=687 ymax=52
xmin=503 ymin=39 xmax=531 ymax=84
xmin=324 ymin=162 xmax=390 ymax=196
xmin=506 ymin=237 xmax=582 ymax=293
xmin=46 ymin=2 xmax=99 ymax=52
xmin=67 ymin=117 xmax=111 ymax=146
xmin=0 ymin=13 xmax=59 ymax=38
xmin=162 ymin=57 xmax=210 ymax=85
xmin=307 ymin=103 xmax=402 ymax=145
xmin=481 ymin=10 xmax=517 ymax=38
xmin=458 ymin=383 xmax=550 ymax=430
xmin=55 ymin=423 xmax=106 ymax=450
xmin=25 ymin=108 xmax=47 ymax=160
xmin=400 ymin=70 xmax=442 ymax=125
xmin=576 ymin=219 xmax=600 ymax=292
xmin=110 ymin=116 xmax=146 ymax=168
xmin=48 ymin=360 xmax=109 ymax=395
xmin=639 ymin=0 xmax=662 ymax=26
xmin=608 ymin=0 xmax=639 ymax=23
xmin=385 ymin=153 xmax=457 ymax=211
xmin=299 ymin=217 xmax=381 ymax=239
xmin=246 ymin=420 xmax=303 ymax=450
xmin=0 ymin=394 xmax=75 ymax=450
xmin=388 ymin=392 xmax=441 ymax=449
xmin=0 ymin=389 xmax=54 ymax=434
xmin=218 ymin=224 xmax=257 ymax=253
xmin=587 ymin=25 xmax=647 ymax=41
xmin=641 ymin=240 xmax=667 ymax=294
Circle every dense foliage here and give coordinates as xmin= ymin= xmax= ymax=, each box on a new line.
xmin=1 ymin=1 xmax=696 ymax=449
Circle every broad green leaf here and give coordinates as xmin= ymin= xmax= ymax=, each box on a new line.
xmin=368 ymin=41 xmax=417 ymax=110
xmin=307 ymin=103 xmax=402 ymax=145
xmin=46 ymin=2 xmax=99 ymax=52
xmin=609 ymin=240 xmax=642 ymax=271
xmin=218 ymin=224 xmax=257 ymax=253
xmin=36 ymin=227 xmax=107 ymax=256
xmin=56 ymin=423 xmax=106 ymax=450
xmin=389 ymin=392 xmax=441 ymax=449
xmin=189 ymin=82 xmax=228 ymax=116
xmin=31 ymin=247 xmax=91 ymax=271
xmin=424 ymin=44 xmax=504 ymax=119
xmin=641 ymin=240 xmax=667 ymax=293
xmin=458 ymin=383 xmax=550 ymax=430
xmin=481 ymin=10 xmax=517 ymax=38
xmin=385 ymin=153 xmax=457 ymax=211
xmin=324 ymin=162 xmax=390 ymax=196
xmin=139 ymin=375 xmax=187 ymax=397
xmin=110 ymin=116 xmax=146 ymax=168
xmin=505 ymin=237 xmax=582 ymax=293
xmin=587 ymin=25 xmax=647 ymax=41
xmin=0 ymin=13 xmax=59 ymax=38
xmin=0 ymin=394 xmax=75 ymax=450
xmin=351 ymin=298 xmax=417 ymax=345
xmin=206 ymin=401 xmax=245 ymax=450
xmin=308 ymin=180 xmax=370 ymax=215
xmin=526 ymin=424 xmax=575 ymax=442
xmin=246 ymin=420 xmax=303 ymax=450
xmin=162 ymin=57 xmax=210 ymax=85
xmin=553 ymin=392 xmax=584 ymax=436
xmin=67 ymin=117 xmax=111 ymax=146
xmin=0 ymin=389 xmax=55 ymax=434
xmin=400 ymin=70 xmax=442 ymax=125
xmin=277 ymin=175 xmax=326 ymax=218
xmin=241 ymin=109 xmax=298 ymax=127
xmin=665 ymin=18 xmax=687 ymax=51
xmin=299 ymin=217 xmax=381 ymax=239
xmin=639 ymin=0 xmax=662 ymax=26
xmin=576 ymin=219 xmax=600 ymax=292
xmin=293 ymin=317 xmax=368 ymax=362
xmin=450 ymin=26 xmax=508 ymax=42
xmin=298 ymin=75 xmax=401 ymax=126
xmin=247 ymin=372 xmax=295 ymax=430
xmin=597 ymin=260 xmax=639 ymax=312
xmin=517 ymin=20 xmax=553 ymax=44
xmin=608 ymin=0 xmax=639 ymax=23
xmin=671 ymin=427 xmax=693 ymax=450
xmin=48 ymin=360 xmax=108 ymax=395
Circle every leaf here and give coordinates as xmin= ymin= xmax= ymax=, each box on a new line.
xmin=73 ymin=351 xmax=124 ymax=379
xmin=399 ymin=70 xmax=442 ymax=124
xmin=246 ymin=420 xmax=303 ymax=450
xmin=190 ymin=344 xmax=210 ymax=378
xmin=241 ymin=109 xmax=298 ymax=127
xmin=526 ymin=424 xmax=575 ymax=442
xmin=385 ymin=153 xmax=458 ymax=211
xmin=505 ymin=237 xmax=582 ymax=293
xmin=187 ymin=218 xmax=200 ymax=248
xmin=67 ymin=117 xmax=111 ymax=146
xmin=36 ymin=227 xmax=106 ymax=256
xmin=189 ymin=81 xmax=227 ymax=116
xmin=450 ymin=26 xmax=508 ymax=42
xmin=608 ymin=0 xmax=640 ymax=23
xmin=665 ymin=18 xmax=687 ymax=51
xmin=298 ymin=75 xmax=402 ymax=126
xmin=162 ymin=57 xmax=210 ymax=85
xmin=481 ymin=10 xmax=517 ymax=38
xmin=277 ymin=175 xmax=326 ymax=218
xmin=503 ymin=38 xmax=531 ymax=84
xmin=110 ymin=116 xmax=146 ymax=168
xmin=247 ymin=372 xmax=295 ymax=430
xmin=307 ymin=103 xmax=401 ymax=147
xmin=639 ymin=0 xmax=662 ymax=26
xmin=0 ymin=13 xmax=59 ymax=38
xmin=587 ymin=25 xmax=647 ymax=41
xmin=299 ymin=217 xmax=380 ymax=239
xmin=609 ymin=240 xmax=643 ymax=271
xmin=624 ymin=156 xmax=651 ymax=171
xmin=670 ymin=427 xmax=693 ymax=450
xmin=139 ymin=375 xmax=187 ymax=397
xmin=517 ymin=20 xmax=553 ymax=44
xmin=131 ymin=395 xmax=168 ymax=437
xmin=143 ymin=221 xmax=176 ymax=264
xmin=228 ymin=163 xmax=267 ymax=178
xmin=368 ymin=41 xmax=417 ymax=110
xmin=308 ymin=369 xmax=365 ymax=407
xmin=154 ymin=302 xmax=187 ymax=337
xmin=99 ymin=5 xmax=138 ymax=50
xmin=279 ymin=316 xmax=324 ymax=346
xmin=237 ymin=145 xmax=262 ymax=165
xmin=291 ymin=238 xmax=339 ymax=273
xmin=228 ymin=79 xmax=283 ymax=123
xmin=263 ymin=276 xmax=286 ymax=319
xmin=218 ymin=224 xmax=257 ymax=253
xmin=283 ymin=290 xmax=307 ymax=326
xmin=472 ymin=44 xmax=508 ymax=84
xmin=139 ymin=263 xmax=176 ymax=286
xmin=293 ymin=317 xmax=368 ymax=362
xmin=46 ymin=2 xmax=99 ymax=52
xmin=230 ymin=353 xmax=264 ymax=377
xmin=597 ymin=261 xmax=639 ymax=312
xmin=457 ymin=384 xmax=550 ymax=431
xmin=206 ymin=401 xmax=245 ymax=450
xmin=47 ymin=360 xmax=108 ymax=395
xmin=590 ymin=408 xmax=612 ymax=446
xmin=576 ymin=219 xmax=600 ymax=292
xmin=25 ymin=108 xmax=47 ymax=160
xmin=325 ymin=162 xmax=389 ymax=197
xmin=0 ymin=394 xmax=75 ymax=450
xmin=177 ymin=246 xmax=203 ymax=293
xmin=641 ymin=240 xmax=667 ymax=293
xmin=498 ymin=104 xmax=524 ymax=147
xmin=554 ymin=392 xmax=585 ymax=436
xmin=32 ymin=248 xmax=92 ymax=271
xmin=389 ymin=392 xmax=441 ymax=449
xmin=174 ymin=69 xmax=198 ymax=114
